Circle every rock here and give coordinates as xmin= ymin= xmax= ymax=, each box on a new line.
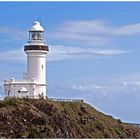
xmin=80 ymin=105 xmax=88 ymax=114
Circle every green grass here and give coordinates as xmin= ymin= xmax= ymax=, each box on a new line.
xmin=0 ymin=98 xmax=140 ymax=138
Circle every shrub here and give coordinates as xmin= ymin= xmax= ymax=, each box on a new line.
xmin=117 ymin=119 xmax=122 ymax=124
xmin=27 ymin=127 xmax=42 ymax=138
xmin=3 ymin=97 xmax=17 ymax=106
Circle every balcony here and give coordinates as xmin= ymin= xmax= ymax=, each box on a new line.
xmin=24 ymin=45 xmax=49 ymax=51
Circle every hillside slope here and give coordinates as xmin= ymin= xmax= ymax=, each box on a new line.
xmin=0 ymin=97 xmax=140 ymax=138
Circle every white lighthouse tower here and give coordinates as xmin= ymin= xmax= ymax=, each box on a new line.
xmin=24 ymin=21 xmax=49 ymax=97
xmin=3 ymin=21 xmax=49 ymax=98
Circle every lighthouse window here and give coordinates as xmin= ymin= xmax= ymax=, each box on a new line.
xmin=32 ymin=32 xmax=36 ymax=40
xmin=37 ymin=32 xmax=41 ymax=40
xmin=29 ymin=31 xmax=43 ymax=41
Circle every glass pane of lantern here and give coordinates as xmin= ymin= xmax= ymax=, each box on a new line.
xmin=32 ymin=32 xmax=36 ymax=40
xmin=37 ymin=32 xmax=41 ymax=40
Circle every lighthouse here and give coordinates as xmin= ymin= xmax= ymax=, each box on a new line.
xmin=24 ymin=21 xmax=49 ymax=97
xmin=3 ymin=21 xmax=49 ymax=98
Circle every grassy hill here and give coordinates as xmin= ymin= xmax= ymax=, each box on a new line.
xmin=0 ymin=97 xmax=140 ymax=138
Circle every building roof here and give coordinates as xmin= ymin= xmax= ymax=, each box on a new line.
xmin=29 ymin=21 xmax=44 ymax=32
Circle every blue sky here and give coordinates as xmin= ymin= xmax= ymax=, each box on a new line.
xmin=1 ymin=2 xmax=140 ymax=123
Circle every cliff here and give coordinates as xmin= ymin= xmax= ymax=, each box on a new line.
xmin=0 ymin=97 xmax=140 ymax=138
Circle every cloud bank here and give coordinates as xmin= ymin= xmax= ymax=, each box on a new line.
xmin=0 ymin=19 xmax=138 ymax=62
xmin=48 ymin=19 xmax=140 ymax=46
xmin=0 ymin=45 xmax=130 ymax=62
xmin=71 ymin=81 xmax=140 ymax=97
xmin=0 ymin=25 xmax=26 ymax=40
xmin=0 ymin=48 xmax=26 ymax=61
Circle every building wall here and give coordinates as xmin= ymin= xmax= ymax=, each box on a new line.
xmin=3 ymin=80 xmax=47 ymax=98
xmin=4 ymin=83 xmax=33 ymax=98
xmin=26 ymin=50 xmax=47 ymax=84
xmin=35 ymin=84 xmax=46 ymax=97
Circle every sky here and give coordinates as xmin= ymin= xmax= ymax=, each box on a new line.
xmin=1 ymin=1 xmax=140 ymax=123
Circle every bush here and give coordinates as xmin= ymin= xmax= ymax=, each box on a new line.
xmin=23 ymin=97 xmax=30 ymax=102
xmin=3 ymin=97 xmax=17 ymax=106
xmin=117 ymin=119 xmax=122 ymax=124
xmin=27 ymin=127 xmax=42 ymax=138
xmin=114 ymin=127 xmax=122 ymax=136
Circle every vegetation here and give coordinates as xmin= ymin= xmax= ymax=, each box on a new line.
xmin=0 ymin=97 xmax=140 ymax=138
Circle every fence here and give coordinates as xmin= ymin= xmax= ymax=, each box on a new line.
xmin=127 ymin=123 xmax=140 ymax=128
xmin=0 ymin=95 xmax=84 ymax=103
xmin=48 ymin=98 xmax=84 ymax=103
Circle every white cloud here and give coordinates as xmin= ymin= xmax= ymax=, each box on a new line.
xmin=51 ymin=19 xmax=110 ymax=34
xmin=48 ymin=19 xmax=140 ymax=46
xmin=48 ymin=45 xmax=130 ymax=61
xmin=122 ymin=81 xmax=140 ymax=86
xmin=72 ymin=84 xmax=108 ymax=91
xmin=71 ymin=83 xmax=113 ymax=97
xmin=0 ymin=45 xmax=130 ymax=62
xmin=0 ymin=47 xmax=26 ymax=61
xmin=121 ymin=81 xmax=140 ymax=92
xmin=0 ymin=25 xmax=26 ymax=40
xmin=50 ymin=19 xmax=140 ymax=35
xmin=71 ymin=80 xmax=140 ymax=97
xmin=49 ymin=32 xmax=108 ymax=46
xmin=114 ymin=23 xmax=140 ymax=35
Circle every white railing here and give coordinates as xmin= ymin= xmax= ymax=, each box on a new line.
xmin=4 ymin=79 xmax=37 ymax=84
xmin=127 ymin=123 xmax=140 ymax=128
xmin=0 ymin=95 xmax=84 ymax=103
xmin=48 ymin=98 xmax=84 ymax=103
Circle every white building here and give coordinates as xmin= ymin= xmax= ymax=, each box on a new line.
xmin=3 ymin=21 xmax=49 ymax=98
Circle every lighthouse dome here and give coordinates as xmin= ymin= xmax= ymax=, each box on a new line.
xmin=29 ymin=21 xmax=44 ymax=32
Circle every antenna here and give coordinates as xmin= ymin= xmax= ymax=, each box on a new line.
xmin=35 ymin=16 xmax=38 ymax=21
xmin=36 ymin=14 xmax=42 ymax=23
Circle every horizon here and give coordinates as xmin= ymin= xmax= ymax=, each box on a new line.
xmin=0 ymin=1 xmax=140 ymax=123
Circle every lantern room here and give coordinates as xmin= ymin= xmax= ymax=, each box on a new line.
xmin=28 ymin=21 xmax=45 ymax=45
